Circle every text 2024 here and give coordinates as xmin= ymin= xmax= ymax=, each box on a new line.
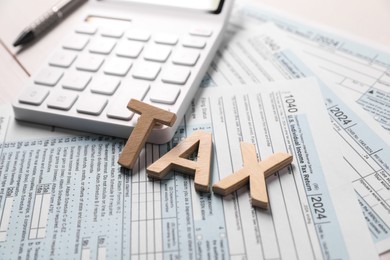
xmin=329 ymin=106 xmax=352 ymax=126
xmin=310 ymin=196 xmax=327 ymax=221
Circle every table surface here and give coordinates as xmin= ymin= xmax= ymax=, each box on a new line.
xmin=0 ymin=0 xmax=389 ymax=258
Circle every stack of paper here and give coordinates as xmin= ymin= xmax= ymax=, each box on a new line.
xmin=1 ymin=3 xmax=389 ymax=259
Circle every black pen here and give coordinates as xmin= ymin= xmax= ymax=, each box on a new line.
xmin=13 ymin=0 xmax=87 ymax=47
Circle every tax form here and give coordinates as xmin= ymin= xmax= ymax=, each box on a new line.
xmin=202 ymin=21 xmax=390 ymax=253
xmin=0 ymin=79 xmax=377 ymax=259
xmin=238 ymin=4 xmax=390 ymax=132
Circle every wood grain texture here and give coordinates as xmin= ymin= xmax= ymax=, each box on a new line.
xmin=147 ymin=130 xmax=212 ymax=192
xmin=118 ymin=99 xmax=176 ymax=169
xmin=0 ymin=43 xmax=28 ymax=104
xmin=213 ymin=142 xmax=293 ymax=209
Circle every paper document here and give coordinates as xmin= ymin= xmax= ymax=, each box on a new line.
xmin=0 ymin=79 xmax=377 ymax=259
xmin=203 ymin=21 xmax=390 ymax=253
xmin=239 ymin=4 xmax=390 ymax=132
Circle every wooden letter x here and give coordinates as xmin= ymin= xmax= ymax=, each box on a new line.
xmin=212 ymin=142 xmax=293 ymax=209
xmin=118 ymin=99 xmax=176 ymax=169
xmin=147 ymin=130 xmax=212 ymax=192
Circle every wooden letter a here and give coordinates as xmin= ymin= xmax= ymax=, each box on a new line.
xmin=118 ymin=99 xmax=176 ymax=169
xmin=213 ymin=142 xmax=293 ymax=209
xmin=147 ymin=130 xmax=212 ymax=192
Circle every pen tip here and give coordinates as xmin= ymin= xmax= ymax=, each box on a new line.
xmin=13 ymin=41 xmax=21 ymax=47
xmin=13 ymin=30 xmax=34 ymax=47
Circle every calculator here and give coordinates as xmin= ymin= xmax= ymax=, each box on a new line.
xmin=13 ymin=0 xmax=233 ymax=143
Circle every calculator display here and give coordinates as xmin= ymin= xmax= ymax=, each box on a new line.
xmin=118 ymin=0 xmax=224 ymax=13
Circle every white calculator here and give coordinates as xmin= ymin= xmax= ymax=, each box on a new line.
xmin=13 ymin=0 xmax=233 ymax=143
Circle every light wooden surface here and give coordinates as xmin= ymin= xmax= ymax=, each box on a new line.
xmin=0 ymin=0 xmax=389 ymax=257
xmin=147 ymin=130 xmax=213 ymax=192
xmin=0 ymin=41 xmax=28 ymax=103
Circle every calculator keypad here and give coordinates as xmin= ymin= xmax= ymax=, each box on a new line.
xmin=14 ymin=20 xmax=214 ymax=141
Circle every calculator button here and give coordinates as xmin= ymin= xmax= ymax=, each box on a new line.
xmin=126 ymin=29 xmax=151 ymax=42
xmin=100 ymin=27 xmax=124 ymax=38
xmin=172 ymin=49 xmax=200 ymax=66
xmin=49 ymin=51 xmax=77 ymax=68
xmin=149 ymin=84 xmax=180 ymax=105
xmin=62 ymin=34 xmax=89 ymax=51
xmin=132 ymin=61 xmax=161 ymax=80
xmin=143 ymin=45 xmax=171 ymax=62
xmin=77 ymin=95 xmax=108 ymax=115
xmin=116 ymin=40 xmax=144 ymax=58
xmin=89 ymin=38 xmax=116 ymax=54
xmin=18 ymin=87 xmax=49 ymax=105
xmin=107 ymin=100 xmax=135 ymax=120
xmin=106 ymin=82 xmax=150 ymax=120
xmin=62 ymin=72 xmax=91 ymax=91
xmin=75 ymin=23 xmax=98 ymax=35
xmin=75 ymin=54 xmax=104 ymax=72
xmin=189 ymin=28 xmax=213 ymax=37
xmin=103 ymin=57 xmax=132 ymax=76
xmin=90 ymin=75 xmax=121 ymax=95
xmin=161 ymin=66 xmax=190 ymax=85
xmin=34 ymin=68 xmax=63 ymax=86
xmin=47 ymin=91 xmax=78 ymax=110
xmin=154 ymin=33 xmax=178 ymax=45
xmin=182 ymin=37 xmax=206 ymax=49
